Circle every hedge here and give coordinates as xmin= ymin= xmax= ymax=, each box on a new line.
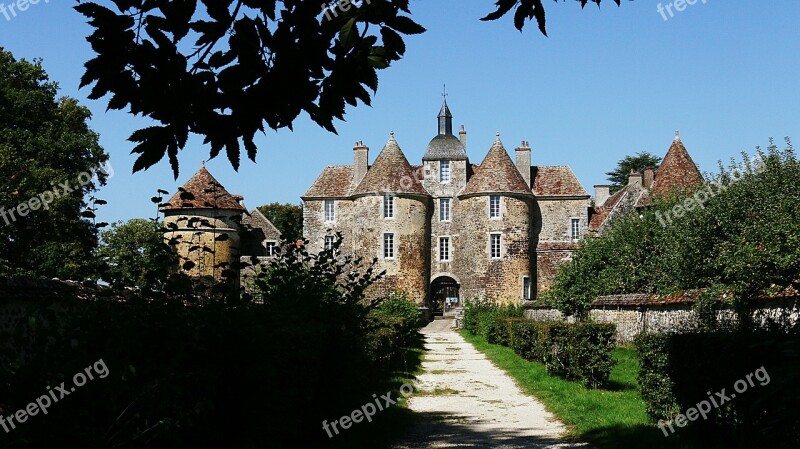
xmin=463 ymin=302 xmax=617 ymax=388
xmin=636 ymin=331 xmax=800 ymax=448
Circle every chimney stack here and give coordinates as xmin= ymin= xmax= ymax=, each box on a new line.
xmin=353 ymin=141 xmax=369 ymax=187
xmin=628 ymin=169 xmax=643 ymax=187
xmin=594 ymin=185 xmax=611 ymax=207
xmin=643 ymin=167 xmax=655 ymax=188
xmin=515 ymin=140 xmax=532 ymax=188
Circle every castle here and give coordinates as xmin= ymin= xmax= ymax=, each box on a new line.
xmin=302 ymin=100 xmax=592 ymax=310
xmin=163 ymin=101 xmax=702 ymax=310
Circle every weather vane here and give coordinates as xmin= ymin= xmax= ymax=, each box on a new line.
xmin=442 ymin=84 xmax=448 ymax=99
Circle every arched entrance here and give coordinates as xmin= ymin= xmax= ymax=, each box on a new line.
xmin=431 ymin=276 xmax=460 ymax=316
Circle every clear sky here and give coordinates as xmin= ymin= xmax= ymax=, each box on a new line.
xmin=1 ymin=1 xmax=799 ymax=225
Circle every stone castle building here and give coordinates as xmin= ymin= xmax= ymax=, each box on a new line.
xmin=303 ymin=101 xmax=591 ymax=308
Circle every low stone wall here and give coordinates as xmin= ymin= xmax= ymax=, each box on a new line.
xmin=526 ymin=295 xmax=800 ymax=344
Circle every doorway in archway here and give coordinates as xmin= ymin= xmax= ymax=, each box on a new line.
xmin=431 ymin=276 xmax=460 ymax=316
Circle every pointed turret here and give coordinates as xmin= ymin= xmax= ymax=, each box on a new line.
xmin=352 ymin=133 xmax=429 ymax=197
xmin=651 ymin=131 xmax=703 ymax=198
xmin=160 ymin=166 xmax=245 ymax=211
xmin=460 ymin=134 xmax=533 ymax=198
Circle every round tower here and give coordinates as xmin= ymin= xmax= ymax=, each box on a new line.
xmin=159 ymin=165 xmax=245 ymax=285
xmin=456 ymin=134 xmax=534 ymax=304
xmin=350 ymin=133 xmax=430 ymax=305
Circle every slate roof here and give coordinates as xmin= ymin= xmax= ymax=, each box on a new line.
xmin=588 ymin=183 xmax=648 ymax=233
xmin=651 ymin=134 xmax=703 ymax=198
xmin=422 ymin=133 xmax=468 ymax=161
xmin=161 ymin=166 xmax=245 ymax=211
xmin=352 ymin=134 xmax=429 ymax=197
xmin=302 ymin=165 xmax=354 ymax=199
xmin=242 ymin=209 xmax=281 ymax=239
xmin=532 ymin=166 xmax=589 ymax=197
xmin=460 ymin=136 xmax=533 ymax=197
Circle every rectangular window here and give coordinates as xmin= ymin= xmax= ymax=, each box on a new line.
xmin=439 ymin=198 xmax=451 ymax=222
xmin=440 ymin=160 xmax=451 ymax=183
xmin=489 ymin=195 xmax=501 ymax=218
xmin=523 ymin=276 xmax=531 ymax=300
xmin=324 ymin=235 xmax=335 ymax=251
xmin=490 ymin=233 xmax=502 ymax=259
xmin=570 ymin=218 xmax=581 ymax=240
xmin=266 ymin=241 xmax=278 ymax=257
xmin=383 ymin=195 xmax=394 ymax=219
xmin=383 ymin=233 xmax=395 ymax=259
xmin=439 ymin=237 xmax=450 ymax=262
xmin=324 ymin=199 xmax=335 ymax=222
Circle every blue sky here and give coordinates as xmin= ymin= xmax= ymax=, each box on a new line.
xmin=1 ymin=1 xmax=799 ymax=224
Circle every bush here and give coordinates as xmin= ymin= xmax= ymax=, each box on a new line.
xmin=507 ymin=318 xmax=549 ymax=361
xmin=475 ymin=317 xmax=617 ymax=388
xmin=542 ymin=322 xmax=617 ymax=388
xmin=635 ymin=331 xmax=800 ymax=448
xmin=0 ymin=240 xmax=422 ymax=449
xmin=462 ymin=297 xmax=523 ymax=344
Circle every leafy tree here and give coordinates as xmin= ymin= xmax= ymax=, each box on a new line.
xmin=76 ymin=0 xmax=624 ymax=177
xmin=547 ymin=139 xmax=800 ymax=327
xmin=0 ymin=48 xmax=109 ymax=280
xmin=256 ymin=202 xmax=303 ymax=240
xmin=605 ymin=151 xmax=661 ymax=191
xmin=98 ymin=218 xmax=175 ymax=288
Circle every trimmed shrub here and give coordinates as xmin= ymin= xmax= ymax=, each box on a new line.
xmin=482 ymin=318 xmax=617 ymax=388
xmin=462 ymin=298 xmax=523 ymax=344
xmin=635 ymin=331 xmax=800 ymax=448
xmin=542 ymin=322 xmax=617 ymax=388
xmin=507 ymin=318 xmax=549 ymax=362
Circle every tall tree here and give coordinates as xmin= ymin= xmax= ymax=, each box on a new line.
xmin=76 ymin=0 xmax=624 ymax=177
xmin=605 ymin=151 xmax=662 ymax=191
xmin=257 ymin=202 xmax=303 ymax=241
xmin=0 ymin=48 xmax=109 ymax=279
xmin=98 ymin=218 xmax=175 ymax=288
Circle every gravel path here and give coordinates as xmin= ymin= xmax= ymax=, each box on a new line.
xmin=393 ymin=319 xmax=587 ymax=449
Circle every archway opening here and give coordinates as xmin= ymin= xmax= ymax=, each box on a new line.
xmin=431 ymin=276 xmax=460 ymax=316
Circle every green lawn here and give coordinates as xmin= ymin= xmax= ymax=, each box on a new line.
xmin=460 ymin=330 xmax=704 ymax=449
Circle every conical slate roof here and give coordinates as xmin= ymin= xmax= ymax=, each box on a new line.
xmin=161 ymin=166 xmax=245 ymax=211
xmin=460 ymin=135 xmax=533 ymax=197
xmin=651 ymin=132 xmax=703 ymax=198
xmin=352 ymin=133 xmax=429 ymax=197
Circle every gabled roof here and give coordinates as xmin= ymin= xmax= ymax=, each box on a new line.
xmin=532 ymin=166 xmax=589 ymax=197
xmin=242 ymin=209 xmax=281 ymax=239
xmin=352 ymin=133 xmax=429 ymax=197
xmin=651 ymin=134 xmax=703 ymax=198
xmin=588 ymin=182 xmax=649 ymax=233
xmin=161 ymin=166 xmax=245 ymax=211
xmin=302 ymin=165 xmax=354 ymax=199
xmin=460 ymin=135 xmax=533 ymax=198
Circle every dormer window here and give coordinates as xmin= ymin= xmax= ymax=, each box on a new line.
xmin=440 ymin=160 xmax=451 ymax=183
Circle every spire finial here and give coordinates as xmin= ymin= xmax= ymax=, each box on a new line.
xmin=675 ymin=130 xmax=680 ymax=142
xmin=201 ymin=160 xmax=205 ymax=167
xmin=442 ymin=84 xmax=448 ymax=99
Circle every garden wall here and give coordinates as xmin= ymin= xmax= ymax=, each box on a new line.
xmin=526 ymin=293 xmax=800 ymax=343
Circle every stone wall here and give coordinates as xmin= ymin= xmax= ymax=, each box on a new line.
xmin=302 ymin=198 xmax=353 ymax=255
xmin=526 ymin=297 xmax=800 ymax=343
xmin=351 ymin=194 xmax=429 ymax=304
xmin=455 ymin=194 xmax=532 ymax=303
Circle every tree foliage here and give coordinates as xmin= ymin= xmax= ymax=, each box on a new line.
xmin=605 ymin=151 xmax=661 ymax=191
xmin=256 ymin=202 xmax=303 ymax=241
xmin=76 ymin=0 xmax=625 ymax=177
xmin=0 ymin=48 xmax=109 ymax=280
xmin=98 ymin=218 xmax=176 ymax=288
xmin=546 ymin=139 xmax=800 ymax=321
